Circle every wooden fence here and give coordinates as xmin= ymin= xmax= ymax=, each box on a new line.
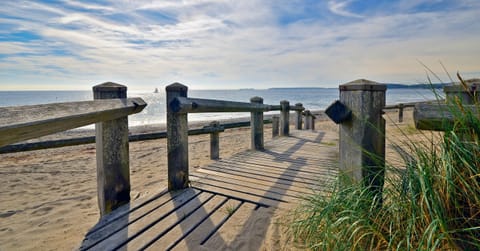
xmin=326 ymin=78 xmax=479 ymax=205
xmin=0 ymin=82 xmax=147 ymax=216
xmin=0 ymin=81 xmax=318 ymax=216
xmin=3 ymin=77 xmax=464 ymax=217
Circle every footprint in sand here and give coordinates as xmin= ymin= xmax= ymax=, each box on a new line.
xmin=31 ymin=206 xmax=53 ymax=216
xmin=0 ymin=227 xmax=13 ymax=233
xmin=0 ymin=210 xmax=17 ymax=218
xmin=34 ymin=176 xmax=46 ymax=181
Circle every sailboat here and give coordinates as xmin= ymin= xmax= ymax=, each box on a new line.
xmin=154 ymin=88 xmax=159 ymax=93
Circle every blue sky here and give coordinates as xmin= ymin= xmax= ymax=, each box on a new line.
xmin=1 ymin=0 xmax=479 ymax=90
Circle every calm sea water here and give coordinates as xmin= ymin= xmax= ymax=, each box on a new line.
xmin=0 ymin=88 xmax=440 ymax=127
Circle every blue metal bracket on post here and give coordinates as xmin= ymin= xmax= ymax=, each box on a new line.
xmin=325 ymin=100 xmax=352 ymax=124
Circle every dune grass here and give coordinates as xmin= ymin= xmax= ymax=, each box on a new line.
xmin=289 ymin=76 xmax=480 ymax=250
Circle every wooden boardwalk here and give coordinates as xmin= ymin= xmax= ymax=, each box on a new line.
xmin=80 ymin=129 xmax=338 ymax=250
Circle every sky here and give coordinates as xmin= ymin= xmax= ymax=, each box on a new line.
xmin=1 ymin=0 xmax=479 ymax=90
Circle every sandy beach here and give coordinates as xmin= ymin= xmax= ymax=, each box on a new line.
xmin=0 ymin=109 xmax=416 ymax=250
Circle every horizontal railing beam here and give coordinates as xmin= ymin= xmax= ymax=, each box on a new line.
xmin=170 ymin=97 xmax=277 ymax=113
xmin=290 ymin=105 xmax=305 ymax=111
xmin=414 ymin=103 xmax=479 ymax=131
xmin=383 ymin=104 xmax=415 ymax=109
xmin=0 ymin=98 xmax=146 ymax=148
xmin=383 ymin=100 xmax=442 ymax=110
xmin=0 ymin=122 xmax=228 ymax=154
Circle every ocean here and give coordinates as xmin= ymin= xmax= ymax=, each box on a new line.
xmin=0 ymin=88 xmax=440 ymax=127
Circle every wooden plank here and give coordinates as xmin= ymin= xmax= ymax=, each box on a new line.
xmin=194 ymin=167 xmax=314 ymax=194
xmin=85 ymin=188 xmax=170 ymax=235
xmin=145 ymin=195 xmax=236 ymax=250
xmin=118 ymin=191 xmax=215 ymax=250
xmin=86 ymin=190 xmax=213 ymax=251
xmin=191 ymin=176 xmax=297 ymax=207
xmin=265 ymin=142 xmax=333 ymax=152
xmin=192 ymin=167 xmax=335 ymax=197
xmin=244 ymin=144 xmax=337 ymax=154
xmin=170 ymin=199 xmax=243 ymax=250
xmin=171 ymin=97 xmax=275 ymax=113
xmin=225 ymin=155 xmax=338 ymax=173
xmin=190 ymin=172 xmax=308 ymax=200
xmin=81 ymin=189 xmax=200 ymax=250
xmin=230 ymin=153 xmax=339 ymax=167
xmin=208 ymin=160 xmax=336 ymax=187
xmin=207 ymin=160 xmax=335 ymax=184
xmin=243 ymin=142 xmax=337 ymax=153
xmin=202 ymin=164 xmax=334 ymax=190
xmin=192 ymin=181 xmax=285 ymax=208
xmin=0 ymin=98 xmax=146 ymax=147
xmin=267 ymin=142 xmax=337 ymax=152
xmin=203 ymin=163 xmax=323 ymax=187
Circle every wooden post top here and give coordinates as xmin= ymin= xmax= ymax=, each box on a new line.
xmin=93 ymin=82 xmax=127 ymax=99
xmin=340 ymin=79 xmax=386 ymax=91
xmin=166 ymin=82 xmax=188 ymax=92
xmin=93 ymin=82 xmax=126 ymax=91
xmin=280 ymin=100 xmax=290 ymax=108
xmin=250 ymin=96 xmax=263 ymax=103
xmin=210 ymin=121 xmax=220 ymax=127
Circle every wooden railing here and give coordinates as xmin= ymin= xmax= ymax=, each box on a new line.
xmin=0 ymin=81 xmax=317 ymax=217
xmin=0 ymin=82 xmax=146 ymax=216
xmin=0 ymin=122 xmax=223 ymax=154
xmin=384 ymin=102 xmax=417 ymax=123
xmin=164 ymin=82 xmax=312 ymax=190
xmin=0 ymin=114 xmax=317 ymax=154
xmin=0 ymin=98 xmax=145 ymax=147
xmin=384 ymin=100 xmax=444 ymax=123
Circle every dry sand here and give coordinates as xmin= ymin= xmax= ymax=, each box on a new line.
xmin=0 ymin=109 xmax=418 ymax=250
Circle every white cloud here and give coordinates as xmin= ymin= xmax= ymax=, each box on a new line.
xmin=327 ymin=0 xmax=364 ymax=18
xmin=61 ymin=0 xmax=114 ymax=11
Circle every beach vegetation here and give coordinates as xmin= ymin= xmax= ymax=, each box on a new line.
xmin=224 ymin=203 xmax=237 ymax=216
xmin=289 ymin=74 xmax=480 ymax=250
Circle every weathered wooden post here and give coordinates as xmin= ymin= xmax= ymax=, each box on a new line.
xmin=295 ymin=103 xmax=303 ymax=130
xmin=444 ymin=78 xmax=480 ymax=140
xmin=210 ymin=121 xmax=220 ymax=160
xmin=311 ymin=115 xmax=316 ymax=131
xmin=339 ymin=79 xmax=386 ymax=204
xmin=444 ymin=78 xmax=480 ymax=104
xmin=398 ymin=103 xmax=404 ymax=123
xmin=166 ymin=83 xmax=189 ymax=190
xmin=93 ymin=82 xmax=130 ymax=217
xmin=280 ymin=100 xmax=290 ymax=136
xmin=304 ymin=110 xmax=312 ymax=130
xmin=272 ymin=115 xmax=279 ymax=138
xmin=251 ymin=96 xmax=264 ymax=150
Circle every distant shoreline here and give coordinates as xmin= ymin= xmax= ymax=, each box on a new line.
xmin=267 ymin=83 xmax=448 ymax=90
